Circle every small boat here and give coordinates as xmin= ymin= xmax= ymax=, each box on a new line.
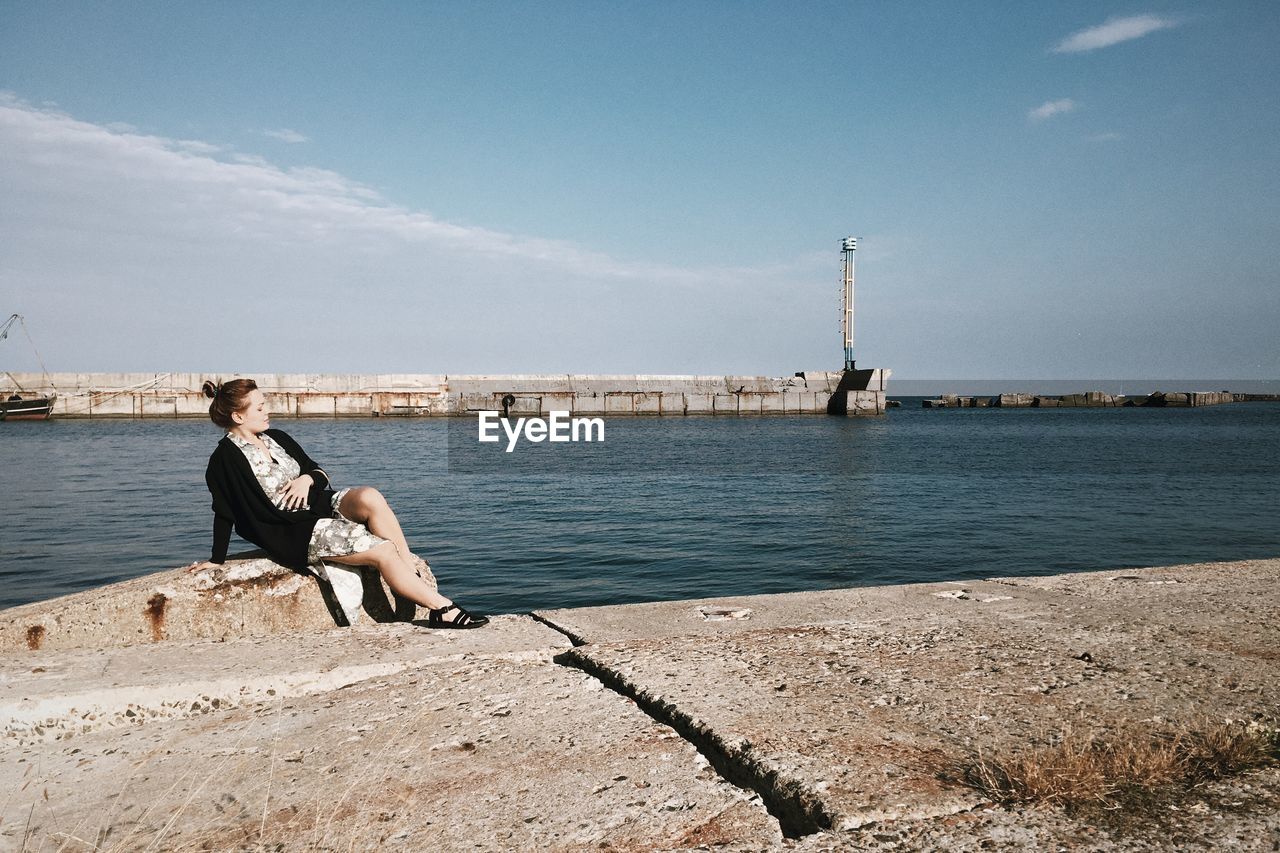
xmin=2 ymin=314 xmax=57 ymax=422
xmin=1 ymin=393 xmax=56 ymax=420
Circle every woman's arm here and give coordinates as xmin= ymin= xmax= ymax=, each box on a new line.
xmin=210 ymin=514 xmax=232 ymax=564
xmin=206 ymin=461 xmax=235 ymax=563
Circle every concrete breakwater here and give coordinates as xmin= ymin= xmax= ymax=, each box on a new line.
xmin=922 ymin=390 xmax=1237 ymax=409
xmin=3 ymin=369 xmax=891 ymax=419
xmin=3 ymin=556 xmax=1278 ymax=849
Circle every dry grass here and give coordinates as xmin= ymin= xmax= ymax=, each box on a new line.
xmin=951 ymin=718 xmax=1279 ymax=815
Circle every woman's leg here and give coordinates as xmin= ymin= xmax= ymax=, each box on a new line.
xmin=326 ymin=541 xmax=452 ymax=611
xmin=338 ymin=487 xmax=415 ymax=562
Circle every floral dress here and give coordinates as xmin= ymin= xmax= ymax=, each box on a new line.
xmin=227 ymin=432 xmax=387 ymax=563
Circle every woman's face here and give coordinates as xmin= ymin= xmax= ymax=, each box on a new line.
xmin=232 ymin=388 xmax=271 ymax=434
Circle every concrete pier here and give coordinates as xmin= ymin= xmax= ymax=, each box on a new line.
xmin=3 ymin=557 xmax=1277 ymax=849
xmin=2 ymin=370 xmax=891 ymax=419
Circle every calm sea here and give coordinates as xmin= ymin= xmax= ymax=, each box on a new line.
xmin=3 ymin=401 xmax=1278 ymax=614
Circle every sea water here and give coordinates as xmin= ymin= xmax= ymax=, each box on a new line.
xmin=2 ymin=402 xmax=1278 ymax=614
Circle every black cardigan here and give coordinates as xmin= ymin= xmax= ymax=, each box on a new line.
xmin=205 ymin=428 xmax=335 ymax=571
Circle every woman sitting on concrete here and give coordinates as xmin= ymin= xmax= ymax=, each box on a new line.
xmin=189 ymin=378 xmax=488 ymax=629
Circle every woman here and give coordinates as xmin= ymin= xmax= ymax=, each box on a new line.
xmin=189 ymin=378 xmax=487 ymax=629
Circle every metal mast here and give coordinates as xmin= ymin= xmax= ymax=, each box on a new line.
xmin=841 ymin=237 xmax=856 ymax=370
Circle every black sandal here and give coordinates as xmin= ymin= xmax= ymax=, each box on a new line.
xmin=426 ymin=603 xmax=489 ymax=629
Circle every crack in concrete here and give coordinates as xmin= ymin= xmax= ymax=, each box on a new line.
xmin=529 ymin=612 xmax=586 ymax=646
xmin=555 ymin=647 xmax=833 ymax=839
xmin=531 ymin=613 xmax=830 ymax=839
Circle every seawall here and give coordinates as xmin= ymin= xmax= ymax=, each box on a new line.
xmin=3 ymin=369 xmax=890 ymax=418
xmin=922 ymin=390 xmax=1240 ymax=408
xmin=3 ymin=557 xmax=1277 ymax=849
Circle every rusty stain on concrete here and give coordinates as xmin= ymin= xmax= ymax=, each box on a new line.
xmin=144 ymin=592 xmax=168 ymax=642
xmin=25 ymin=624 xmax=44 ymax=650
xmin=205 ymin=569 xmax=300 ymax=598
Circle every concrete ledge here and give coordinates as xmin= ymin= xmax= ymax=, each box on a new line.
xmin=4 ymin=558 xmax=1276 ymax=849
xmin=0 ymin=553 xmax=435 ymax=653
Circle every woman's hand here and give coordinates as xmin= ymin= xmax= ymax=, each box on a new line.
xmin=280 ymin=474 xmax=315 ymax=510
xmin=185 ymin=560 xmax=220 ymax=573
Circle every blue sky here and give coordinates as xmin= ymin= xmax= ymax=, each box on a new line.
xmin=1 ymin=1 xmax=1278 ymax=377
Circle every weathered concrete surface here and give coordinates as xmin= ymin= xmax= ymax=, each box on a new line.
xmin=536 ymin=558 xmax=1280 ymax=847
xmin=4 ymin=371 xmax=892 ymax=418
xmin=1 ymin=619 xmax=779 ymax=851
xmin=0 ymin=553 xmax=435 ymax=654
xmin=781 ymin=768 xmax=1280 ymax=851
xmin=994 ymin=393 xmax=1035 ymax=408
xmin=925 ymin=391 xmax=1239 ymax=409
xmin=3 ymin=559 xmax=1277 ymax=850
xmin=833 ymin=390 xmax=886 ymax=417
xmin=2 ymin=617 xmax=560 ymax=747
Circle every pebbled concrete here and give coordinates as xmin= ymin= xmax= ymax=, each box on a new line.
xmin=2 ymin=558 xmax=1277 ymax=850
xmin=537 ymin=559 xmax=1280 ymax=845
xmin=783 ymin=767 xmax=1280 ymax=852
xmin=2 ymin=617 xmax=560 ymax=747
xmin=1 ymin=617 xmax=779 ymax=851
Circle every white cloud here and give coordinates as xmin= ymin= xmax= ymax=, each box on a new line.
xmin=0 ymin=96 xmax=829 ymax=372
xmin=263 ymin=127 xmax=309 ymax=144
xmin=1053 ymin=14 xmax=1180 ymax=54
xmin=173 ymin=138 xmax=223 ymax=154
xmin=1029 ymin=98 xmax=1077 ymax=121
xmin=0 ymin=100 xmax=601 ymax=273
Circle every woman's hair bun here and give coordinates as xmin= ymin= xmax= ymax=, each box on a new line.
xmin=204 ymin=377 xmax=258 ymax=428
